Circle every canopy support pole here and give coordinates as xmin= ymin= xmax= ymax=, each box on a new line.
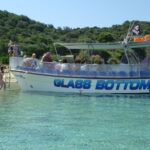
xmin=53 ymin=43 xmax=59 ymax=61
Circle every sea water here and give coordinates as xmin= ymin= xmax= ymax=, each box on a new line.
xmin=0 ymin=89 xmax=150 ymax=150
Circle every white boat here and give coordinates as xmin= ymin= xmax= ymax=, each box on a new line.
xmin=9 ymin=37 xmax=150 ymax=94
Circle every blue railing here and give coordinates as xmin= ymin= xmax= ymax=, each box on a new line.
xmin=10 ymin=57 xmax=150 ymax=78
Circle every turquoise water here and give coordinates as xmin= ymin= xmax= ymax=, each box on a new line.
xmin=0 ymin=90 xmax=150 ymax=150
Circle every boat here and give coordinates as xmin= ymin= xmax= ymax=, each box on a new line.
xmin=9 ymin=25 xmax=150 ymax=94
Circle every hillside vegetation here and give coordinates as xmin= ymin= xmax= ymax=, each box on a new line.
xmin=0 ymin=10 xmax=150 ymax=63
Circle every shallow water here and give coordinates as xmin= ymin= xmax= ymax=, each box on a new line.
xmin=0 ymin=90 xmax=150 ymax=150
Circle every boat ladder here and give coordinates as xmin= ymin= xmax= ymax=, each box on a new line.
xmin=3 ymin=66 xmax=11 ymax=88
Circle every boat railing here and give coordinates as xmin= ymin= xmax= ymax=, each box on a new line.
xmin=9 ymin=57 xmax=150 ymax=78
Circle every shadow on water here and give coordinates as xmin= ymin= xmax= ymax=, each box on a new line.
xmin=1 ymin=87 xmax=150 ymax=103
xmin=22 ymin=90 xmax=150 ymax=100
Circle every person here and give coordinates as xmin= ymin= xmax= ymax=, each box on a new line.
xmin=71 ymin=56 xmax=81 ymax=71
xmin=0 ymin=66 xmax=5 ymax=89
xmin=41 ymin=52 xmax=52 ymax=62
xmin=30 ymin=53 xmax=38 ymax=67
xmin=13 ymin=43 xmax=21 ymax=56
xmin=40 ymin=52 xmax=54 ymax=69
xmin=59 ymin=58 xmax=69 ymax=72
xmin=131 ymin=24 xmax=140 ymax=35
xmin=8 ymin=41 xmax=21 ymax=57
xmin=22 ymin=55 xmax=29 ymax=66
xmin=8 ymin=40 xmax=14 ymax=56
xmin=22 ymin=53 xmax=38 ymax=68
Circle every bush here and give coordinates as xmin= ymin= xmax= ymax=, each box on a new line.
xmin=0 ymin=55 xmax=9 ymax=64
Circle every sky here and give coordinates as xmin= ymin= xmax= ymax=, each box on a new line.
xmin=0 ymin=0 xmax=150 ymax=28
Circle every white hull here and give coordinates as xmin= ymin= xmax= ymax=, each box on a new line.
xmin=12 ymin=71 xmax=150 ymax=94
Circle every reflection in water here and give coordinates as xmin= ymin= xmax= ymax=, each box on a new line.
xmin=0 ymin=89 xmax=20 ymax=100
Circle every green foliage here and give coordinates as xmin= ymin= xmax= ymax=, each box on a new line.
xmin=98 ymin=32 xmax=115 ymax=42
xmin=100 ymin=51 xmax=111 ymax=62
xmin=0 ymin=55 xmax=9 ymax=64
xmin=107 ymin=58 xmax=120 ymax=64
xmin=0 ymin=10 xmax=150 ymax=64
xmin=90 ymin=55 xmax=102 ymax=64
xmin=78 ymin=50 xmax=90 ymax=63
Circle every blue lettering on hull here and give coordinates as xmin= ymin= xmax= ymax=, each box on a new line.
xmin=96 ymin=79 xmax=150 ymax=90
xmin=54 ymin=79 xmax=91 ymax=89
xmin=54 ymin=79 xmax=150 ymax=90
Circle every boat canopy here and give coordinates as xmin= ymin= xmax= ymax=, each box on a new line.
xmin=55 ymin=42 xmax=123 ymax=50
xmin=55 ymin=41 xmax=150 ymax=50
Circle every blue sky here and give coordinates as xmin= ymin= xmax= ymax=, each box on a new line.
xmin=0 ymin=0 xmax=150 ymax=28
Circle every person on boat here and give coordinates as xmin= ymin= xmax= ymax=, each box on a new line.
xmin=71 ymin=56 xmax=81 ymax=71
xmin=40 ymin=52 xmax=55 ymax=69
xmin=13 ymin=43 xmax=21 ymax=57
xmin=55 ymin=59 xmax=62 ymax=70
xmin=8 ymin=40 xmax=14 ymax=56
xmin=131 ymin=24 xmax=140 ymax=35
xmin=8 ymin=41 xmax=21 ymax=57
xmin=31 ymin=53 xmax=38 ymax=67
xmin=83 ymin=55 xmax=103 ymax=71
xmin=0 ymin=66 xmax=6 ymax=90
xmin=59 ymin=58 xmax=69 ymax=72
xmin=22 ymin=53 xmax=38 ymax=68
xmin=41 ymin=52 xmax=52 ymax=62
xmin=55 ymin=58 xmax=68 ymax=71
xmin=22 ymin=55 xmax=30 ymax=66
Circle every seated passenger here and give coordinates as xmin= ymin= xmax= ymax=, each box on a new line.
xmin=40 ymin=52 xmax=55 ymax=69
xmin=31 ymin=53 xmax=38 ymax=67
xmin=72 ymin=57 xmax=81 ymax=71
xmin=60 ymin=58 xmax=69 ymax=72
xmin=131 ymin=24 xmax=140 ymax=35
xmin=22 ymin=53 xmax=38 ymax=68
xmin=41 ymin=52 xmax=52 ymax=62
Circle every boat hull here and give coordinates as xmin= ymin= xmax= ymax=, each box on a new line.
xmin=11 ymin=70 xmax=150 ymax=94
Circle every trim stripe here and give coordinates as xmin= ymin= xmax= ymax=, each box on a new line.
xmin=11 ymin=69 xmax=150 ymax=80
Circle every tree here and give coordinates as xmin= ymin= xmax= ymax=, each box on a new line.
xmin=98 ymin=32 xmax=115 ymax=42
xmin=0 ymin=10 xmax=150 ymax=64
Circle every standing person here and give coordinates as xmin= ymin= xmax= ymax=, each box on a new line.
xmin=12 ymin=43 xmax=21 ymax=57
xmin=0 ymin=66 xmax=5 ymax=90
xmin=8 ymin=41 xmax=21 ymax=57
xmin=8 ymin=40 xmax=14 ymax=56
xmin=131 ymin=24 xmax=140 ymax=35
